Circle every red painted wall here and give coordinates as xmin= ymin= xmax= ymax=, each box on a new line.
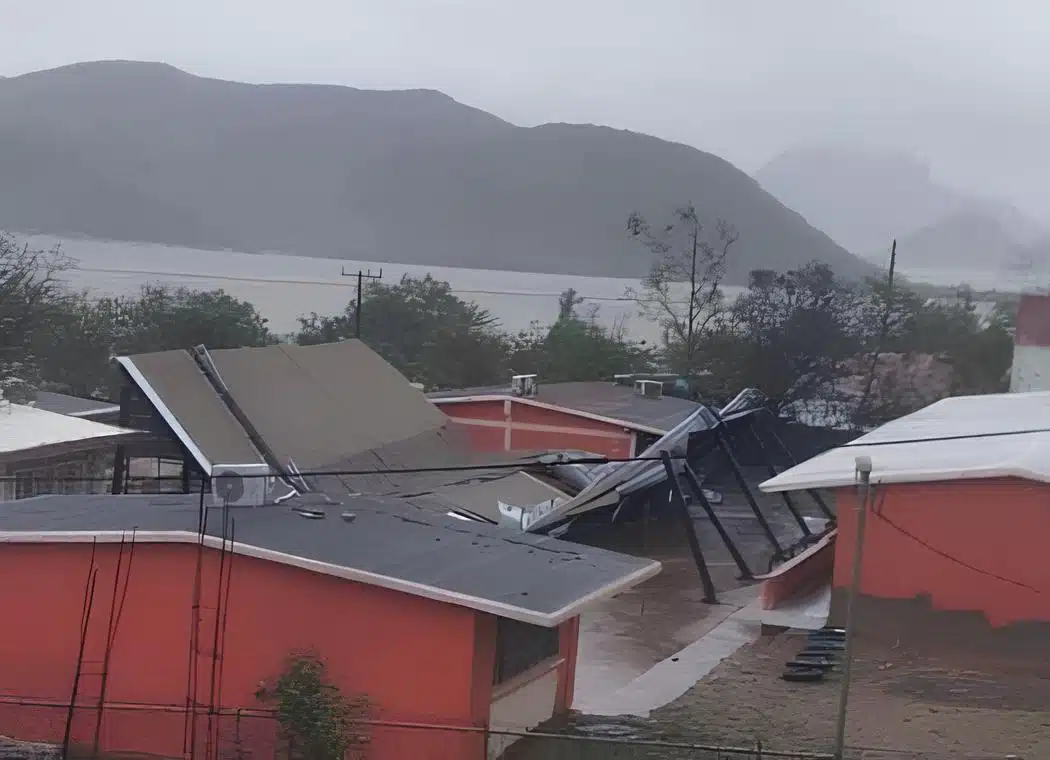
xmin=833 ymin=479 xmax=1050 ymax=627
xmin=0 ymin=542 xmax=513 ymax=759
xmin=436 ymin=398 xmax=634 ymax=458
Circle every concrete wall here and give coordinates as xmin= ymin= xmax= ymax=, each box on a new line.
xmin=833 ymin=479 xmax=1050 ymax=626
xmin=436 ymin=399 xmax=635 ymax=457
xmin=0 ymin=542 xmax=496 ymax=760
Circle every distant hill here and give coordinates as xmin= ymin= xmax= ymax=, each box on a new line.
xmin=0 ymin=61 xmax=873 ymax=282
xmin=755 ymin=146 xmax=1046 ymax=267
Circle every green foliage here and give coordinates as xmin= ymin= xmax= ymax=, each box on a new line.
xmin=256 ymin=652 xmax=369 ymax=760
xmin=698 ymin=262 xmax=862 ymax=411
xmin=36 ymin=283 xmax=274 ymax=398
xmin=0 ymin=232 xmax=72 ymax=402
xmin=507 ymin=290 xmax=653 ymax=383
xmin=297 ymin=274 xmax=510 ymax=390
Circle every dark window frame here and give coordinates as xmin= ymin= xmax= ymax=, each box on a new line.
xmin=492 ymin=617 xmax=561 ymax=686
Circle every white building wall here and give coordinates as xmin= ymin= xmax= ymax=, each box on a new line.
xmin=1010 ymin=345 xmax=1050 ymax=393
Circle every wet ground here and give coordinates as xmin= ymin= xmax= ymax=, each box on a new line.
xmin=564 ymin=470 xmax=830 ymax=714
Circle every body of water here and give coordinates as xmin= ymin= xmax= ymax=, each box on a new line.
xmin=23 ymin=234 xmax=1024 ymax=342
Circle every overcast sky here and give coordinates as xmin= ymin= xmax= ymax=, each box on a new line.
xmin=5 ymin=0 xmax=1049 ymax=218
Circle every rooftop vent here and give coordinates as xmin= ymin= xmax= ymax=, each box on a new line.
xmin=634 ymin=379 xmax=663 ymax=399
xmin=511 ymin=374 xmax=538 ymax=398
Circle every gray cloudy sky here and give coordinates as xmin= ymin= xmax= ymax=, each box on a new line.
xmin=4 ymin=0 xmax=1049 ymax=218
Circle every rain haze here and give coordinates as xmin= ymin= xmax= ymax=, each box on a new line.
xmin=3 ymin=0 xmax=1049 ymax=217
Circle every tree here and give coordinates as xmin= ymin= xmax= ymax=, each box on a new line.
xmin=701 ymin=262 xmax=862 ymax=417
xmin=507 ymin=290 xmax=653 ymax=382
xmin=0 ymin=233 xmax=72 ymax=403
xmin=296 ymin=274 xmax=509 ymax=390
xmin=37 ymin=284 xmax=275 ymax=398
xmin=256 ymin=652 xmax=369 ymax=760
xmin=627 ymin=204 xmax=737 ymax=378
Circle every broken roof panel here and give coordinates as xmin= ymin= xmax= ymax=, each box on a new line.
xmin=761 ymin=391 xmax=1050 ymax=492
xmin=419 ymin=471 xmax=570 ymax=524
xmin=117 ymin=350 xmax=263 ymax=471
xmin=0 ymin=493 xmax=661 ymax=627
xmin=208 ymin=341 xmax=446 ymax=471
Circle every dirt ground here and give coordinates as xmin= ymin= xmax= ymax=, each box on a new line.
xmin=650 ymin=630 xmax=1050 ymax=758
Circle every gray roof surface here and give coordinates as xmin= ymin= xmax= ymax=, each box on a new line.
xmin=208 ymin=341 xmax=446 ymax=471
xmin=0 ymin=493 xmax=659 ymax=624
xmin=34 ymin=392 xmax=119 ymax=417
xmin=430 ymin=381 xmax=701 ymax=432
xmin=124 ymin=350 xmax=263 ymax=468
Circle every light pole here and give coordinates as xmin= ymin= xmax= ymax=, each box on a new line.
xmin=833 ymin=455 xmax=873 ymax=759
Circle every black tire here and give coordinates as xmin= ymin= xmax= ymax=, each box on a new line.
xmin=821 ymin=627 xmax=846 ymax=634
xmin=809 ymin=630 xmax=846 ymax=639
xmin=804 ymin=642 xmax=845 ymax=651
xmin=788 ymin=658 xmax=836 ymax=670
xmin=799 ymin=648 xmax=840 ymax=660
xmin=781 ymin=666 xmax=825 ymax=682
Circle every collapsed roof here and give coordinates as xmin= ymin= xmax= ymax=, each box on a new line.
xmin=116 ymin=341 xmax=569 ymax=521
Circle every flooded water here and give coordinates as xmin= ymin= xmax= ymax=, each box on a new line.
xmin=20 ymin=234 xmax=1003 ymax=343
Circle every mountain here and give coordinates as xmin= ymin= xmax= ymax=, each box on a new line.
xmin=0 ymin=61 xmax=873 ymax=282
xmin=755 ymin=146 xmax=1046 ymax=267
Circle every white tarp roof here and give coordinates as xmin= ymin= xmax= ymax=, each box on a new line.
xmin=0 ymin=402 xmax=137 ymax=454
xmin=760 ymin=391 xmax=1050 ymax=492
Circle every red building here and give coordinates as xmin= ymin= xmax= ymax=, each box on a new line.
xmin=759 ymin=391 xmax=1050 ymax=666
xmin=430 ymin=379 xmax=701 ymax=458
xmin=0 ymin=492 xmax=659 ymax=759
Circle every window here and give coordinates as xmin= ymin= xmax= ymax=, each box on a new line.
xmin=492 ymin=617 xmax=560 ymax=685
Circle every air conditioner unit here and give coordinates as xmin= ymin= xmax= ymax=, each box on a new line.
xmin=511 ymin=374 xmax=538 ymax=397
xmin=634 ymin=379 xmax=663 ymax=399
xmin=210 ymin=463 xmax=273 ymax=507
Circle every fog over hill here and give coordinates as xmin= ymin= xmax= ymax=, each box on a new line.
xmin=756 ymin=146 xmax=1047 ymax=269
xmin=0 ymin=61 xmax=874 ymax=282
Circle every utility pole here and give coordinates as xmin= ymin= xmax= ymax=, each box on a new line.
xmin=341 ymin=267 xmax=383 ymax=339
xmin=834 ymin=455 xmax=873 ymax=759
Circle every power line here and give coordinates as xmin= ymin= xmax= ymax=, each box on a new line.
xmin=0 ymin=453 xmax=687 ymax=484
xmin=66 ymin=265 xmax=643 ymax=303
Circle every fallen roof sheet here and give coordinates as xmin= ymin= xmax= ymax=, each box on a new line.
xmin=208 ymin=341 xmax=446 ymax=471
xmin=420 ymin=471 xmax=570 ymax=524
xmin=0 ymin=403 xmax=138 ymax=455
xmin=118 ymin=350 xmax=262 ymax=471
xmin=33 ymin=392 xmax=119 ymax=418
xmin=760 ymin=391 xmax=1050 ymax=492
xmin=0 ymin=493 xmax=661 ymax=627
xmin=430 ymin=381 xmax=702 ymax=433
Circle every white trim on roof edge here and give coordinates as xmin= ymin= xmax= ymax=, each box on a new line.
xmin=115 ymin=356 xmax=214 ymax=475
xmin=0 ymin=530 xmax=661 ymax=628
xmin=68 ymin=406 xmax=121 ymax=418
xmin=434 ymin=394 xmax=670 ymax=436
xmin=760 ymin=463 xmax=1047 ymax=493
